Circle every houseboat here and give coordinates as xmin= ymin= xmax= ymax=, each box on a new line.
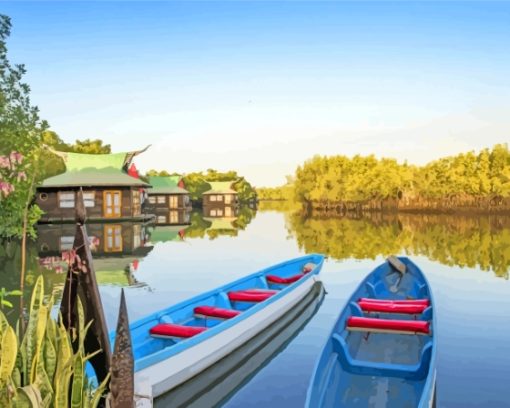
xmin=146 ymin=176 xmax=192 ymax=225
xmin=202 ymin=181 xmax=239 ymax=208
xmin=36 ymin=149 xmax=152 ymax=223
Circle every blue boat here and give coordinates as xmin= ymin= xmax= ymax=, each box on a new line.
xmin=157 ymin=281 xmax=325 ymax=407
xmin=122 ymin=254 xmax=324 ymax=406
xmin=306 ymin=256 xmax=436 ymax=408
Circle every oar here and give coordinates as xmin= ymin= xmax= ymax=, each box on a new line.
xmin=387 ymin=256 xmax=406 ymax=293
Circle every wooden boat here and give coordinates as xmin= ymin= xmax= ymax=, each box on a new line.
xmin=157 ymin=281 xmax=325 ymax=407
xmin=121 ymin=254 xmax=324 ymax=406
xmin=306 ymin=256 xmax=436 ymax=408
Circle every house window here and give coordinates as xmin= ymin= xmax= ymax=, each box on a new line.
xmin=169 ymin=196 xmax=178 ymax=209
xmin=210 ymin=209 xmax=217 ymax=216
xmin=169 ymin=210 xmax=179 ymax=224
xmin=224 ymin=194 xmax=232 ymax=204
xmin=133 ymin=225 xmax=141 ymax=249
xmin=148 ymin=196 xmax=156 ymax=204
xmin=103 ymin=191 xmax=122 ymax=218
xmin=59 ymin=236 xmax=74 ymax=251
xmin=39 ymin=192 xmax=48 ymax=201
xmin=210 ymin=195 xmax=217 ymax=202
xmin=59 ymin=192 xmax=75 ymax=208
xmin=83 ymin=191 xmax=95 ymax=207
xmin=216 ymin=195 xmax=223 ymax=202
xmin=157 ymin=196 xmax=166 ymax=204
xmin=104 ymin=225 xmax=122 ymax=252
xmin=132 ymin=190 xmax=141 ymax=216
xmin=225 ymin=206 xmax=232 ymax=217
xmin=157 ymin=215 xmax=166 ymax=224
xmin=217 ymin=208 xmax=223 ymax=216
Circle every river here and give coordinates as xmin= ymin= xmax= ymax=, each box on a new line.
xmin=0 ymin=202 xmax=508 ymax=407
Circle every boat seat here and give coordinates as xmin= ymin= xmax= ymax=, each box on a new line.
xmin=194 ymin=306 xmax=241 ymax=320
xmin=347 ymin=316 xmax=430 ymax=335
xmin=242 ymin=289 xmax=279 ymax=295
xmin=149 ymin=323 xmax=207 ymax=339
xmin=266 ymin=273 xmax=305 ymax=284
xmin=359 ymin=298 xmax=430 ymax=307
xmin=358 ymin=301 xmax=428 ymax=315
xmin=228 ymin=291 xmax=274 ymax=302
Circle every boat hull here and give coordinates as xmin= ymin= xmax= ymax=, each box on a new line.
xmin=156 ymin=281 xmax=325 ymax=407
xmin=130 ymin=254 xmax=324 ymax=406
xmin=306 ymin=257 xmax=436 ymax=408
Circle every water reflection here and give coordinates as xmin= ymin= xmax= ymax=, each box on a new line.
xmin=37 ymin=222 xmax=154 ymax=291
xmin=286 ymin=211 xmax=510 ymax=279
xmin=184 ymin=207 xmax=257 ymax=240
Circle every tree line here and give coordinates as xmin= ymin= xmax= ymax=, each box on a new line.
xmin=259 ymin=145 xmax=510 ymax=213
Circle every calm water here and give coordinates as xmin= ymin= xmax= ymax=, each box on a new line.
xmin=1 ymin=203 xmax=509 ymax=407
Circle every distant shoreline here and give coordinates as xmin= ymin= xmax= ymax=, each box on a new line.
xmin=257 ymin=199 xmax=510 ymax=216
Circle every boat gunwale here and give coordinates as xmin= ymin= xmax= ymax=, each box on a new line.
xmin=117 ymin=253 xmax=325 ymax=371
xmin=305 ymin=256 xmax=437 ymax=408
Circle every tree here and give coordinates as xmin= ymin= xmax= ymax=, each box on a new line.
xmin=0 ymin=15 xmax=47 ymax=238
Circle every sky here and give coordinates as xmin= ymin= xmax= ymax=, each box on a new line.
xmin=2 ymin=1 xmax=510 ymax=186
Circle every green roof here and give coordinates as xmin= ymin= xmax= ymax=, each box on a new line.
xmin=41 ymin=151 xmax=149 ymax=188
xmin=203 ymin=217 xmax=237 ymax=230
xmin=147 ymin=226 xmax=186 ymax=243
xmin=148 ymin=176 xmax=189 ymax=195
xmin=203 ymin=181 xmax=237 ymax=195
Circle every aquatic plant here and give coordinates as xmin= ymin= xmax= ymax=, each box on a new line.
xmin=0 ymin=276 xmax=109 ymax=407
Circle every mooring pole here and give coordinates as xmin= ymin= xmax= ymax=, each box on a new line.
xmin=60 ymin=188 xmax=112 ymax=385
xmin=110 ymin=289 xmax=135 ymax=408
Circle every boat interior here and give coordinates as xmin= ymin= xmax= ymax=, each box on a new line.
xmin=311 ymin=257 xmax=435 ymax=407
xmin=121 ymin=254 xmax=324 ymax=370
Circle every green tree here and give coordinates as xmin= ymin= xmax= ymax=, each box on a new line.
xmin=0 ymin=15 xmax=47 ymax=238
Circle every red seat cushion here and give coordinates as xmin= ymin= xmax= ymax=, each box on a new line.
xmin=150 ymin=323 xmax=207 ymax=338
xmin=347 ymin=317 xmax=430 ymax=335
xmin=359 ymin=298 xmax=430 ymax=307
xmin=228 ymin=291 xmax=273 ymax=302
xmin=358 ymin=301 xmax=427 ymax=314
xmin=194 ymin=306 xmax=241 ymax=319
xmin=266 ymin=274 xmax=304 ymax=284
xmin=241 ymin=289 xmax=279 ymax=295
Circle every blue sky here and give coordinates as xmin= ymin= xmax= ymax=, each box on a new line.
xmin=2 ymin=2 xmax=510 ymax=186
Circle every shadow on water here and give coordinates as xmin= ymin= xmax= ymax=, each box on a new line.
xmin=155 ymin=281 xmax=325 ymax=408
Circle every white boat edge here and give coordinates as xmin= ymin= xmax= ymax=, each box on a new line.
xmin=134 ymin=273 xmax=322 ymax=407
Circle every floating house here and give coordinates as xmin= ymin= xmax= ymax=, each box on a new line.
xmin=146 ymin=176 xmax=192 ymax=225
xmin=36 ymin=150 xmax=151 ymax=223
xmin=202 ymin=181 xmax=239 ymax=207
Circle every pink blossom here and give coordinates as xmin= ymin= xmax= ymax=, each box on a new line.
xmin=54 ymin=265 xmax=63 ymax=274
xmin=0 ymin=156 xmax=10 ymax=169
xmin=17 ymin=171 xmax=27 ymax=182
xmin=61 ymin=249 xmax=76 ymax=265
xmin=89 ymin=236 xmax=100 ymax=251
xmin=0 ymin=181 xmax=14 ymax=197
xmin=9 ymin=152 xmax=23 ymax=164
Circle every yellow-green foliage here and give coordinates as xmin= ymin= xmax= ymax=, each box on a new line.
xmin=0 ymin=276 xmax=110 ymax=407
xmin=287 ymin=212 xmax=510 ymax=279
xmin=292 ymin=144 xmax=510 ymax=205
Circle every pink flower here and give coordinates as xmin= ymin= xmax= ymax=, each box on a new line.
xmin=0 ymin=156 xmax=10 ymax=169
xmin=61 ymin=249 xmax=76 ymax=265
xmin=0 ymin=182 xmax=14 ymax=197
xmin=17 ymin=171 xmax=27 ymax=182
xmin=9 ymin=152 xmax=23 ymax=164
xmin=54 ymin=265 xmax=63 ymax=274
xmin=89 ymin=236 xmax=100 ymax=251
